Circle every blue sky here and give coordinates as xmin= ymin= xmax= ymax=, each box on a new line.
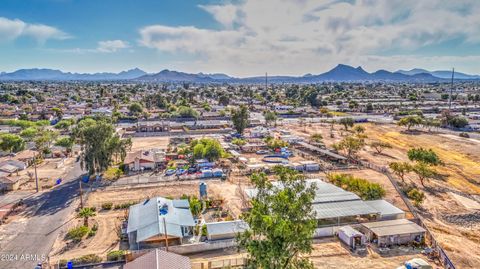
xmin=1 ymin=0 xmax=480 ymax=76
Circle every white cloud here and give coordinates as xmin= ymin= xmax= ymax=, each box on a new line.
xmin=0 ymin=17 xmax=70 ymax=43
xmin=138 ymin=0 xmax=480 ymax=76
xmin=97 ymin=40 xmax=129 ymax=53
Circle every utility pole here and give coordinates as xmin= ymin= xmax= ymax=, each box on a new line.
xmin=449 ymin=68 xmax=455 ymax=110
xmin=34 ymin=152 xmax=39 ymax=192
xmin=265 ymin=72 xmax=268 ymax=91
xmin=163 ymin=217 xmax=169 ymax=252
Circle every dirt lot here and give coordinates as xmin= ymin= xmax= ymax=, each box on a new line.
xmin=287 ymin=121 xmax=480 ymax=269
xmin=130 ymin=136 xmax=170 ymax=151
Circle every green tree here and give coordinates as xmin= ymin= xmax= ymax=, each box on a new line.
xmin=332 ymin=135 xmax=365 ymax=158
xmin=398 ymin=115 xmax=423 ymax=131
xmin=263 ymin=110 xmax=278 ymax=127
xmin=232 ymin=105 xmax=249 ymax=134
xmin=412 ymin=162 xmax=436 ymax=187
xmin=19 ymin=127 xmax=38 ymax=141
xmin=78 ymin=207 xmax=96 ymax=227
xmin=238 ymin=166 xmax=316 ymax=269
xmin=190 ymin=138 xmax=225 ymax=161
xmin=55 ymin=137 xmax=75 ymax=155
xmin=0 ymin=134 xmax=25 ymax=153
xmin=34 ymin=129 xmax=58 ymax=156
xmin=407 ymin=148 xmax=441 ymax=166
xmin=389 ymin=162 xmax=412 ymax=182
xmin=339 ymin=117 xmax=354 ymax=131
xmin=370 ymin=141 xmax=392 ymax=154
xmin=75 ymin=120 xmax=130 ymax=175
xmin=128 ymin=102 xmax=143 ymax=115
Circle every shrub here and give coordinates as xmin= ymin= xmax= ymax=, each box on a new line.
xmin=114 ymin=201 xmax=137 ymax=210
xmin=107 ymin=250 xmax=125 ymax=261
xmin=406 ymin=188 xmax=426 ymax=207
xmin=67 ymin=226 xmax=89 ymax=242
xmin=103 ymin=167 xmax=123 ymax=181
xmin=201 ymin=224 xmax=208 ymax=237
xmin=101 ymin=202 xmax=113 ymax=210
xmin=327 ymin=173 xmax=386 ymax=200
xmin=71 ymin=254 xmax=102 ymax=265
xmin=459 ymin=132 xmax=470 ymax=138
xmin=87 ymin=229 xmax=96 ymax=237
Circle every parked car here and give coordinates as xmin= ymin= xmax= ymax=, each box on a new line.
xmin=256 ymin=150 xmax=270 ymax=155
xmin=165 ymin=169 xmax=176 ymax=176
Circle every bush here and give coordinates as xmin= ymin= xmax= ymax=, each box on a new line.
xmin=101 ymin=202 xmax=113 ymax=210
xmin=107 ymin=250 xmax=125 ymax=261
xmin=103 ymin=167 xmax=123 ymax=181
xmin=114 ymin=201 xmax=137 ymax=210
xmin=327 ymin=173 xmax=386 ymax=200
xmin=71 ymin=254 xmax=102 ymax=265
xmin=459 ymin=132 xmax=470 ymax=138
xmin=67 ymin=226 xmax=89 ymax=242
xmin=201 ymin=224 xmax=208 ymax=237
xmin=406 ymin=188 xmax=425 ymax=207
xmin=87 ymin=229 xmax=96 ymax=237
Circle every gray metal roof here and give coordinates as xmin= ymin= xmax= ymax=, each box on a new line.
xmin=127 ymin=197 xmax=195 ymax=242
xmin=297 ymin=142 xmax=347 ymax=160
xmin=313 ymin=200 xmax=379 ymax=219
xmin=364 ymin=200 xmax=404 ymax=216
xmin=172 ymin=199 xmax=190 ymax=209
xmin=362 ymin=219 xmax=426 ymax=237
xmin=206 ymin=220 xmax=249 ymax=236
xmin=338 ymin=226 xmax=364 ymax=237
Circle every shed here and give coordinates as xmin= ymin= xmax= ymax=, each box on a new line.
xmin=206 ymin=220 xmax=249 ymax=241
xmin=361 ymin=219 xmax=426 ymax=247
xmin=364 ymin=200 xmax=405 ymax=220
xmin=0 ymin=176 xmax=20 ymax=191
xmin=337 ymin=226 xmax=366 ymax=249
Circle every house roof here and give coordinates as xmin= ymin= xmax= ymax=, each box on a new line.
xmin=127 ymin=197 xmax=195 ymax=242
xmin=0 ymin=164 xmax=18 ymax=173
xmin=124 ymin=150 xmax=156 ymax=164
xmin=13 ymin=149 xmax=37 ymax=160
xmin=0 ymin=176 xmax=18 ymax=184
xmin=206 ymin=220 xmax=249 ymax=237
xmin=124 ymin=249 xmax=191 ymax=269
xmin=313 ymin=200 xmax=378 ymax=219
xmin=362 ymin=219 xmax=426 ymax=237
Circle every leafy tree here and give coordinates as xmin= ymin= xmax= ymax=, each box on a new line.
xmin=370 ymin=141 xmax=392 ymax=154
xmin=128 ymin=102 xmax=143 ymax=115
xmin=332 ymin=135 xmax=365 ymax=158
xmin=232 ymin=105 xmax=249 ymax=134
xmin=339 ymin=117 xmax=354 ymax=131
xmin=78 ymin=207 xmax=96 ymax=227
xmin=389 ymin=162 xmax=412 ymax=183
xmin=407 ymin=148 xmax=441 ymax=166
xmin=238 ymin=166 xmax=316 ymax=269
xmin=34 ymin=129 xmax=58 ymax=155
xmin=352 ymin=125 xmax=365 ymax=134
xmin=176 ymin=106 xmax=199 ymax=118
xmin=412 ymin=162 xmax=436 ymax=187
xmin=398 ymin=115 xmax=423 ymax=131
xmin=263 ymin=110 xmax=278 ymax=127
xmin=190 ymin=138 xmax=225 ymax=161
xmin=55 ymin=137 xmax=75 ymax=155
xmin=0 ymin=134 xmax=25 ymax=153
xmin=19 ymin=127 xmax=38 ymax=141
xmin=75 ymin=120 xmax=130 ymax=175
xmin=421 ymin=117 xmax=441 ymax=132
xmin=52 ymin=107 xmax=63 ymax=119
xmin=189 ymin=196 xmax=203 ymax=217
xmin=54 ymin=119 xmax=73 ymax=130
xmin=232 ymin=138 xmax=247 ymax=146
xmin=265 ymin=138 xmax=289 ymax=150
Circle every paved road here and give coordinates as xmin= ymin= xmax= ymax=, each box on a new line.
xmin=0 ymin=162 xmax=84 ymax=269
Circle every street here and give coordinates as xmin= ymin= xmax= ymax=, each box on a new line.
xmin=0 ymin=162 xmax=84 ymax=269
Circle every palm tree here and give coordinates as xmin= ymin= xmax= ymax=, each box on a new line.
xmin=78 ymin=207 xmax=96 ymax=227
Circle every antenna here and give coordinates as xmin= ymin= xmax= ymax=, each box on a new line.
xmin=449 ymin=68 xmax=454 ymax=110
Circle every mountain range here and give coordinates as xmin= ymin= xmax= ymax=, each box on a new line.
xmin=0 ymin=64 xmax=478 ymax=83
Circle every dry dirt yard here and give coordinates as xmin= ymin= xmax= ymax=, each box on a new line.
xmin=130 ymin=136 xmax=170 ymax=151
xmin=287 ymin=121 xmax=480 ymax=269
